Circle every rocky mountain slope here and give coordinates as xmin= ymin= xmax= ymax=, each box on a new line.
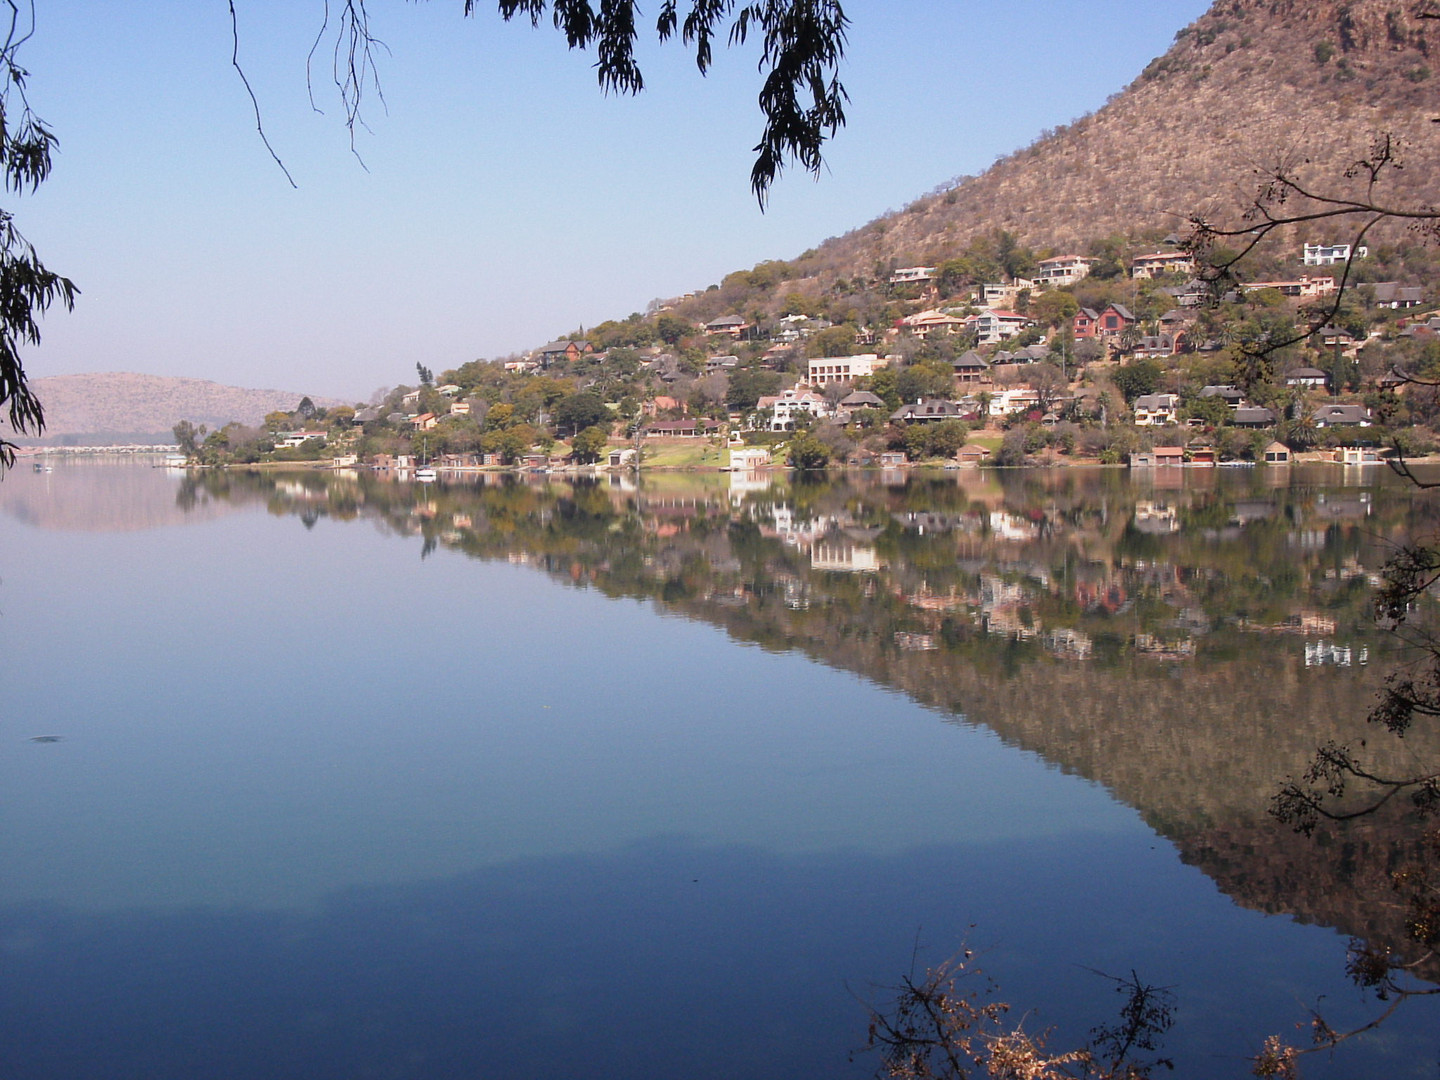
xmin=21 ymin=373 xmax=345 ymax=443
xmin=788 ymin=0 xmax=1440 ymax=279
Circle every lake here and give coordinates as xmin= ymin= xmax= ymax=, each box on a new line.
xmin=3 ymin=458 xmax=1438 ymax=1078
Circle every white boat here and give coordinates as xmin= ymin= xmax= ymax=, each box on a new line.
xmin=415 ymin=467 xmax=437 ymax=483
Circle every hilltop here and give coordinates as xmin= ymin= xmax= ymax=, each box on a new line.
xmin=20 ymin=374 xmax=346 ymax=445
xmin=784 ymin=0 xmax=1440 ymax=283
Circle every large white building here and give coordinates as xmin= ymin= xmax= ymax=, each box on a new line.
xmin=1033 ymin=255 xmax=1096 ymax=287
xmin=1303 ymin=242 xmax=1367 ymax=266
xmin=807 ymin=353 xmax=886 ymax=386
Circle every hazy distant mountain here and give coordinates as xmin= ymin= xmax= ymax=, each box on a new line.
xmin=788 ymin=0 xmax=1440 ymax=277
xmin=20 ymin=373 xmax=346 ymax=444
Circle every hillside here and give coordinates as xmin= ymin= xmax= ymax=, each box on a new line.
xmin=620 ymin=0 xmax=1435 ymax=327
xmin=20 ymin=374 xmax=346 ymax=444
xmin=791 ymin=0 xmax=1440 ymax=277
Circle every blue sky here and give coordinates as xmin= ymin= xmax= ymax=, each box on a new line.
xmin=17 ymin=2 xmax=1210 ymax=401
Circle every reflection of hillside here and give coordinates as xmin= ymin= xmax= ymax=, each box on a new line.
xmin=0 ymin=460 xmax=242 ymax=533
xmin=186 ymin=465 xmax=1440 ymax=973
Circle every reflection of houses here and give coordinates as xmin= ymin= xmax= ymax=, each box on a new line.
xmin=988 ymin=512 xmax=1040 ymax=541
xmin=893 ymin=632 xmax=938 ymax=651
xmin=811 ymin=537 xmax=881 ymax=572
xmin=1134 ymin=634 xmax=1196 ymax=659
xmin=1305 ymin=640 xmax=1369 ymax=667
xmin=1045 ymin=628 xmax=1093 ymax=660
xmin=1132 ymin=500 xmax=1179 ymax=533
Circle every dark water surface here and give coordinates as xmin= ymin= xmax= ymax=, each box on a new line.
xmin=3 ymin=459 xmax=1438 ymax=1077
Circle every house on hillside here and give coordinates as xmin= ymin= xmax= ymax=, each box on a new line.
xmin=1132 ymin=394 xmax=1179 ymax=426
xmin=889 ymin=266 xmax=936 ymax=286
xmin=834 ymin=391 xmax=886 ymax=422
xmin=1130 ymin=251 xmax=1196 ymax=279
xmin=1241 ymin=276 xmax=1336 ymax=299
xmin=1132 ymin=332 xmax=1185 ymax=358
xmin=1372 ymin=282 xmax=1424 ymax=309
xmin=1303 ymin=242 xmax=1366 ymax=265
xmin=1232 ymin=407 xmax=1276 ymax=428
xmin=952 ymin=351 xmax=991 ymax=384
xmin=759 ymin=388 xmax=830 ymax=431
xmin=1033 ymin=255 xmax=1096 ymax=287
xmin=898 ymin=309 xmax=967 ymax=338
xmin=538 ymin=339 xmax=596 ymax=366
xmin=1199 ymin=384 xmax=1245 ymax=408
xmin=808 ymin=353 xmax=885 ymax=385
xmin=966 ymin=310 xmax=1034 ymax=345
xmin=891 ymin=399 xmax=966 ymax=423
xmin=705 ymin=315 xmax=748 ymax=337
xmin=705 ymin=354 xmax=740 ymax=374
xmin=1312 ymin=404 xmax=1371 ymax=427
xmin=1284 ymin=367 xmax=1328 ymax=389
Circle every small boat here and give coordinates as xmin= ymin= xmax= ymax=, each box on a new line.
xmin=415 ymin=467 xmax=437 ymax=483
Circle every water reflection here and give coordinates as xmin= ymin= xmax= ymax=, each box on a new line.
xmin=4 ymin=462 xmax=1440 ymax=1075
xmin=154 ymin=463 xmax=1440 ymax=982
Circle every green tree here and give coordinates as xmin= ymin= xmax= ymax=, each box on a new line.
xmin=0 ymin=21 xmax=78 ymax=466
xmin=552 ymin=391 xmax=610 ymax=436
xmin=570 ymin=424 xmax=610 ymax=464
xmin=173 ymin=420 xmax=206 ymax=457
xmin=1111 ymin=360 xmax=1161 ymax=405
xmin=785 ymin=430 xmax=831 ymax=469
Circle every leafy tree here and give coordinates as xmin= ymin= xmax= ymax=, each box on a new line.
xmin=726 ymin=367 xmax=782 ymax=410
xmin=0 ymin=20 xmax=78 ymax=466
xmin=785 ymin=430 xmax=830 ymax=469
xmin=805 ymin=324 xmax=858 ymax=358
xmin=173 ymin=420 xmax=206 ymax=456
xmin=1111 ymin=360 xmax=1162 ymax=405
xmin=297 ymin=396 xmax=317 ymax=419
xmin=896 ymin=362 xmax=954 ymax=403
xmin=570 ymin=424 xmax=610 ymax=463
xmin=552 ymin=391 xmax=610 ymax=436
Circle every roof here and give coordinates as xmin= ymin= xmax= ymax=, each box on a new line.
xmin=891 ymin=399 xmax=964 ymax=421
xmin=1285 ymin=367 xmax=1328 ymax=379
xmin=838 ymin=391 xmax=885 ymax=407
xmin=953 ymin=351 xmax=989 ymax=370
xmin=1233 ymin=407 xmax=1276 ymax=424
xmin=1133 ymin=394 xmax=1178 ymax=410
xmin=705 ymin=315 xmax=746 ymax=328
xmin=1107 ymin=303 xmax=1137 ymax=321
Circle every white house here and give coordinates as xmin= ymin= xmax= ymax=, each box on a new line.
xmin=1303 ymin=243 xmax=1367 ymax=266
xmin=729 ymin=447 xmax=771 ymax=470
xmin=889 ymin=266 xmax=936 ymax=285
xmin=759 ymin=388 xmax=831 ymax=431
xmin=1033 ymin=255 xmax=1096 ymax=287
xmin=966 ymin=310 xmax=1034 ymax=345
xmin=807 ymin=353 xmax=886 ymax=385
xmin=1132 ymin=393 xmax=1180 ymax=426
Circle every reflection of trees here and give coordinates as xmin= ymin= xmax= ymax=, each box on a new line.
xmin=189 ymin=466 xmax=1440 ymax=984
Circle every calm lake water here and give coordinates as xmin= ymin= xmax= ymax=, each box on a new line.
xmin=3 ymin=458 xmax=1439 ymax=1078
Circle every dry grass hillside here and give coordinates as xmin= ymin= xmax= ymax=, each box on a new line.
xmin=789 ymin=0 xmax=1440 ymax=279
xmin=21 ymin=373 xmax=345 ymax=443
